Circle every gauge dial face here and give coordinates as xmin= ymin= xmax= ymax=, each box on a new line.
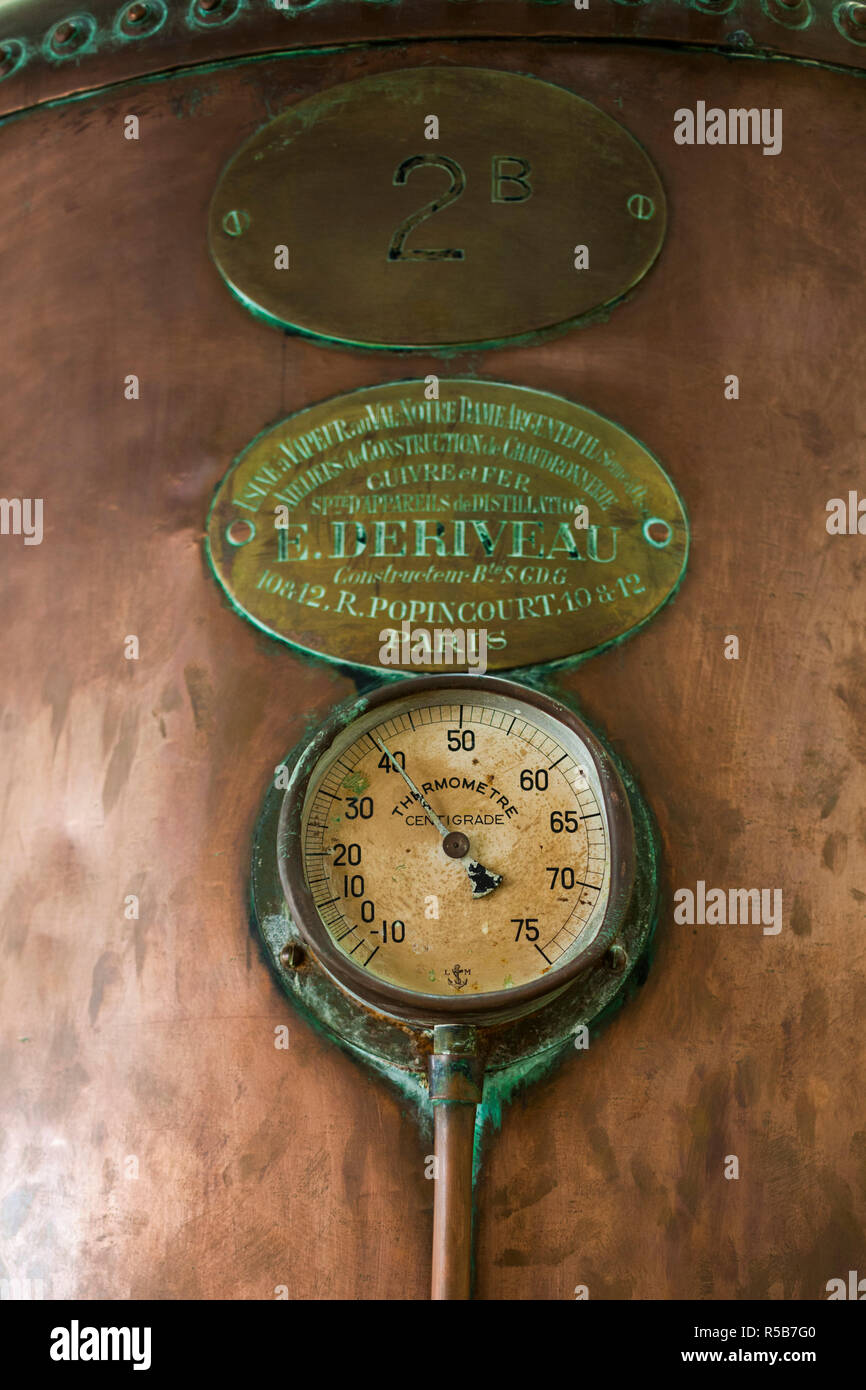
xmin=299 ymin=686 xmax=613 ymax=999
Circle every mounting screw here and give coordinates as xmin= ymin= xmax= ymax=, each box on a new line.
xmin=221 ymin=208 xmax=251 ymax=237
xmin=280 ymin=942 xmax=305 ymax=970
xmin=605 ymin=943 xmax=629 ymax=972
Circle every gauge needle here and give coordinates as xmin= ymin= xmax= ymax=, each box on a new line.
xmin=373 ymin=734 xmax=503 ymax=898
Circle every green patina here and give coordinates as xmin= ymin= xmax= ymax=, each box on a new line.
xmin=250 ymin=670 xmax=659 ymax=1301
xmin=252 ymin=672 xmax=660 ymax=1128
xmin=2 ymin=22 xmax=859 ymax=150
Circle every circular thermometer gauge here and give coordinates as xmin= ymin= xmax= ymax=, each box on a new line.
xmin=278 ymin=676 xmax=635 ymax=1024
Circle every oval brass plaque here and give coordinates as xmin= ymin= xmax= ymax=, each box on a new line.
xmin=208 ymin=68 xmax=666 ymax=350
xmin=206 ymin=381 xmax=688 ymax=673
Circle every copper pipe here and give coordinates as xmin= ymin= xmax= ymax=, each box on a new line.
xmin=431 ymin=1100 xmax=477 ymax=1300
xmin=428 ymin=1025 xmax=484 ymax=1301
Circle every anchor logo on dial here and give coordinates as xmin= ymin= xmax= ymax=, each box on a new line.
xmin=294 ymin=683 xmax=614 ymax=1000
xmin=445 ymin=965 xmax=472 ymax=992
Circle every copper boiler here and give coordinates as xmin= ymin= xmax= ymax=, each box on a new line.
xmin=1 ymin=0 xmax=864 ymax=1302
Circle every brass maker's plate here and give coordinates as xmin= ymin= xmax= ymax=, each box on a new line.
xmin=208 ymin=67 xmax=667 ymax=350
xmin=206 ymin=380 xmax=688 ymax=673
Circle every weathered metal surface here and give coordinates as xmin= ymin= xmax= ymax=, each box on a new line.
xmin=208 ymin=67 xmax=667 ymax=348
xmin=277 ymin=676 xmax=642 ymax=1023
xmin=251 ymin=675 xmax=657 ymax=1082
xmin=2 ymin=0 xmax=866 ymax=120
xmin=1 ymin=33 xmax=864 ymax=1303
xmin=206 ymin=381 xmax=688 ymax=671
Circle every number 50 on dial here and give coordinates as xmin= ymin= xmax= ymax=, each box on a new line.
xmin=277 ymin=675 xmax=636 ymax=1026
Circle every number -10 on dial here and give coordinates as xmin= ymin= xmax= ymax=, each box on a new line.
xmin=279 ymin=676 xmax=635 ymax=1025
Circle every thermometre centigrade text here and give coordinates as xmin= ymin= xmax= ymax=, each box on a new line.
xmin=298 ymin=686 xmax=612 ymax=998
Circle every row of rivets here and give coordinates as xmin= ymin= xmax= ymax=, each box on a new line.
xmin=3 ymin=1 xmax=866 ymax=84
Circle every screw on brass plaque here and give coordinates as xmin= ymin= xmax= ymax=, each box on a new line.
xmin=221 ymin=209 xmax=250 ymax=238
xmin=208 ymin=67 xmax=667 ymax=351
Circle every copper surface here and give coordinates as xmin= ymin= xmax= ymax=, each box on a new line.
xmin=1 ymin=37 xmax=864 ymax=1300
xmin=431 ymin=1101 xmax=476 ymax=1300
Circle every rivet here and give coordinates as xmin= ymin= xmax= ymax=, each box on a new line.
xmin=118 ymin=1 xmax=165 ymax=38
xmin=762 ymin=0 xmax=812 ymax=27
xmin=644 ymin=517 xmax=673 ymax=548
xmin=190 ymin=0 xmax=240 ymax=26
xmin=226 ymin=516 xmax=255 ymax=545
xmin=46 ymin=15 xmax=95 ymax=56
xmin=834 ymin=0 xmax=866 ymax=42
